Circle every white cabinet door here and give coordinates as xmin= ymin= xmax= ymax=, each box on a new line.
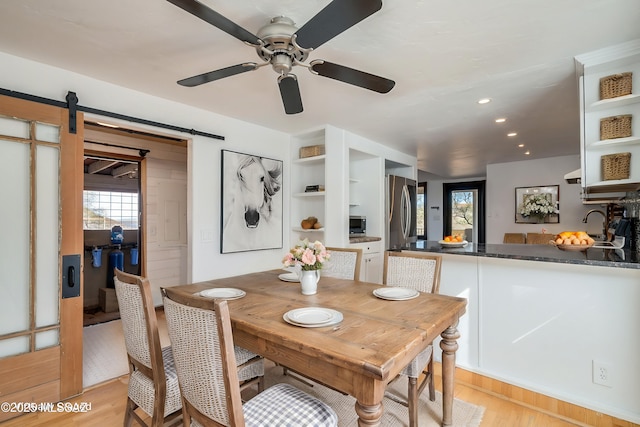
xmin=351 ymin=241 xmax=383 ymax=283
xmin=362 ymin=252 xmax=383 ymax=284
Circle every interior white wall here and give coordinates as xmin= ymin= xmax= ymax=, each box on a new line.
xmin=0 ymin=51 xmax=290 ymax=293
xmin=422 ymin=155 xmax=597 ymax=243
xmin=486 ymin=155 xmax=590 ymax=243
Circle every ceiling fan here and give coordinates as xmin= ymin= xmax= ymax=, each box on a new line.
xmin=167 ymin=0 xmax=395 ymax=114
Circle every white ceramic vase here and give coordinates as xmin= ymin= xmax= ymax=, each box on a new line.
xmin=299 ymin=270 xmax=320 ymax=295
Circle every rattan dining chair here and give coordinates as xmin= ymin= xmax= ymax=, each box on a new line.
xmin=503 ymin=233 xmax=526 ymax=244
xmin=526 ymin=232 xmax=554 ymax=245
xmin=322 ymin=247 xmax=363 ymax=280
xmin=162 ymin=295 xmax=339 ymax=427
xmin=114 ymin=269 xmax=265 ymax=427
xmin=382 ymin=251 xmax=442 ymax=427
xmin=113 ymin=268 xmax=182 ymax=427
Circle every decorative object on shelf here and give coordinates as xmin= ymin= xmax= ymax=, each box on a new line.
xmin=300 ymin=216 xmax=322 ymax=230
xmin=515 ymin=185 xmax=559 ymax=224
xmin=600 ymin=114 xmax=632 ymax=140
xmin=601 ymin=152 xmax=631 ymax=180
xmin=299 ymin=144 xmax=325 ymax=158
xmin=221 ymin=149 xmax=283 ymax=253
xmin=304 ymin=184 xmax=325 ymax=192
xmin=282 ymin=239 xmax=330 ymax=295
xmin=599 ymin=72 xmax=632 ymax=100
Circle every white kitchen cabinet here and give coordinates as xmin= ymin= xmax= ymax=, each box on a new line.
xmin=576 ymin=40 xmax=640 ymax=196
xmin=350 ymin=240 xmax=382 ymax=283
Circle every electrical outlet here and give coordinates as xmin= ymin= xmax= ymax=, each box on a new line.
xmin=592 ymin=360 xmax=613 ymax=387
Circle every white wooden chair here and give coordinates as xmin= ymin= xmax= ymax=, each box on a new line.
xmin=162 ymin=295 xmax=338 ymax=427
xmin=322 ymin=247 xmax=363 ymax=280
xmin=382 ymin=251 xmax=442 ymax=427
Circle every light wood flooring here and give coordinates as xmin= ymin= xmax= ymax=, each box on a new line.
xmin=1 ymin=368 xmax=585 ymax=427
xmin=5 ymin=309 xmax=635 ymax=427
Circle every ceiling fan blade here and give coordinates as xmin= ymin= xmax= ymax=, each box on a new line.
xmin=310 ymin=60 xmax=395 ymax=93
xmin=178 ymin=63 xmax=258 ymax=87
xmin=278 ymin=74 xmax=303 ymax=115
xmin=294 ymin=0 xmax=382 ymax=50
xmin=166 ymin=0 xmax=261 ymax=46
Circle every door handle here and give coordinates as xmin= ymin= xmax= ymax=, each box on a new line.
xmin=62 ymin=254 xmax=81 ymax=299
xmin=68 ymin=266 xmax=75 ymax=287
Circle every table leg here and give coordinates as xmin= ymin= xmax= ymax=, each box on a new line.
xmin=440 ymin=321 xmax=460 ymax=427
xmin=355 ymin=400 xmax=383 ymax=427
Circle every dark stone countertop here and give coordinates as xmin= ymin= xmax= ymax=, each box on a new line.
xmin=403 ymin=240 xmax=640 ymax=270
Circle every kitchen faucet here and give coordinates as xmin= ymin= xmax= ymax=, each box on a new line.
xmin=582 ymin=209 xmax=608 ymax=241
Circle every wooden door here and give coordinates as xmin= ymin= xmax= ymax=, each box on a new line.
xmin=0 ymin=95 xmax=83 ymax=421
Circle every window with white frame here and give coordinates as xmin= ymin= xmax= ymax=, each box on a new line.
xmin=83 ymin=190 xmax=139 ymax=230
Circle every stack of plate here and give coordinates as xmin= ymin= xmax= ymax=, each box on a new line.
xmin=283 ymin=307 xmax=343 ymax=328
xmin=196 ymin=288 xmax=246 ymax=300
xmin=373 ymin=287 xmax=419 ymax=300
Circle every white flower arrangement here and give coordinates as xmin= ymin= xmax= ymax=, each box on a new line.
xmin=519 ymin=194 xmax=558 ymax=218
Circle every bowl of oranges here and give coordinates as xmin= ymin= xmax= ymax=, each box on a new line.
xmin=552 ymin=231 xmax=595 ymax=251
xmin=439 ymin=234 xmax=468 ymax=248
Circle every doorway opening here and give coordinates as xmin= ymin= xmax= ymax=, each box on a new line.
xmin=443 ymin=181 xmax=486 ymax=243
xmin=83 ymin=155 xmax=142 ymax=326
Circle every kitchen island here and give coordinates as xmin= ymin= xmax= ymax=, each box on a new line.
xmin=407 ymin=239 xmax=638 ymax=269
xmin=404 ymin=240 xmax=640 ymax=425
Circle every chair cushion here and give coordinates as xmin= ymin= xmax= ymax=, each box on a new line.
xmin=235 ymin=346 xmax=265 ymax=383
xmin=128 ymin=346 xmax=182 ymax=417
xmin=244 ymin=383 xmax=338 ymax=427
xmin=401 ymin=345 xmax=433 ymax=378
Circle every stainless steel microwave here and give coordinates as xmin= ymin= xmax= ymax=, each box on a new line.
xmin=349 ymin=216 xmax=366 ymax=236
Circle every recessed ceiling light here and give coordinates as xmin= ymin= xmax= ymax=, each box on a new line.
xmin=524 ymin=151 xmax=530 ymax=155
xmin=508 ymin=132 xmax=517 ymax=137
xmin=518 ymin=143 xmax=525 ymax=148
xmin=495 ymin=118 xmax=506 ymax=123
xmin=477 ymin=98 xmax=491 ymax=104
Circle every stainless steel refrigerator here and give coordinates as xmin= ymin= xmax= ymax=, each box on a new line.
xmin=385 ymin=174 xmax=417 ymax=249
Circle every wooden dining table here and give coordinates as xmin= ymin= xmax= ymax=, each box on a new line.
xmin=162 ymin=269 xmax=467 ymax=427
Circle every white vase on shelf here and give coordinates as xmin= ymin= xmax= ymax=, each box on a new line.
xmin=299 ymin=270 xmax=320 ymax=295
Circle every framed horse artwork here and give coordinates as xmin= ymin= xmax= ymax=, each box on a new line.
xmin=221 ymin=149 xmax=283 ymax=253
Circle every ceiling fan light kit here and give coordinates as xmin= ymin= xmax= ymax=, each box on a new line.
xmin=167 ymin=0 xmax=395 ymax=114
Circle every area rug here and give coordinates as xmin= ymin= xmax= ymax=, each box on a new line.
xmin=82 ymin=319 xmax=129 ymax=388
xmin=260 ymin=363 xmax=485 ymax=427
xmin=83 ymin=315 xmax=172 ymax=388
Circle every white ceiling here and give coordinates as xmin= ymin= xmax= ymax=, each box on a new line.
xmin=1 ymin=0 xmax=639 ymax=178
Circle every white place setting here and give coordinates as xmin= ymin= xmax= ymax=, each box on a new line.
xmin=195 ymin=288 xmax=246 ymax=300
xmin=373 ymin=287 xmax=420 ymax=301
xmin=283 ymin=307 xmax=343 ymax=328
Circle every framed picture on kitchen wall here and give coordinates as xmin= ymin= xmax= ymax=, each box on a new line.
xmin=515 ymin=185 xmax=559 ymax=224
xmin=220 ymin=149 xmax=283 ymax=253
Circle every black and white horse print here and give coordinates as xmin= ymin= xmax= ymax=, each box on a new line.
xmin=221 ymin=150 xmax=283 ymax=253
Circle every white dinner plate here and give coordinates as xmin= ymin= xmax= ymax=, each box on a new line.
xmin=283 ymin=311 xmax=343 ymax=328
xmin=278 ymin=272 xmax=299 ymax=282
xmin=197 ymin=288 xmax=246 ymax=300
xmin=438 ymin=240 xmax=468 ymax=248
xmin=373 ymin=287 xmax=420 ymax=301
xmin=283 ymin=307 xmax=342 ymax=327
